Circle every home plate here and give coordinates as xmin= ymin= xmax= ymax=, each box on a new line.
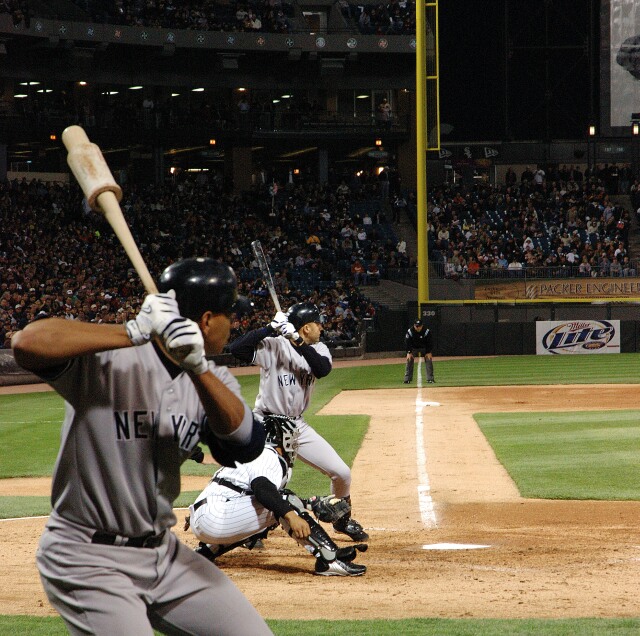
xmin=422 ymin=543 xmax=491 ymax=550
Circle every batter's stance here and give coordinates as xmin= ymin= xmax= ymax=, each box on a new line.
xmin=12 ymin=258 xmax=272 ymax=636
xmin=186 ymin=415 xmax=367 ymax=576
xmin=228 ymin=302 xmax=368 ymax=541
xmin=404 ymin=318 xmax=435 ymax=384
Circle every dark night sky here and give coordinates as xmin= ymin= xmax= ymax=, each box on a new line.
xmin=438 ymin=0 xmax=596 ymax=142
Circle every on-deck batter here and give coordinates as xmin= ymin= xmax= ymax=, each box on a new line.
xmin=11 ymin=258 xmax=272 ymax=636
xmin=227 ymin=301 xmax=368 ymax=542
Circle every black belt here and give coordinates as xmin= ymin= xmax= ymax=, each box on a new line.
xmin=91 ymin=530 xmax=166 ymax=548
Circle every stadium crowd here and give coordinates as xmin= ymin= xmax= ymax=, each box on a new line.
xmin=428 ymin=164 xmax=636 ymax=280
xmin=0 ymin=171 xmax=398 ymax=349
xmin=61 ymin=0 xmax=416 ymax=36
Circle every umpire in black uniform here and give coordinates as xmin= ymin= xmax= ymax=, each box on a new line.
xmin=403 ymin=319 xmax=435 ymax=384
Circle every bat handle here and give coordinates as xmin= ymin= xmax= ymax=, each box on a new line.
xmin=96 ymin=190 xmax=158 ymax=295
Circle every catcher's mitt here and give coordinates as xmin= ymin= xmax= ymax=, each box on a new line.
xmin=306 ymin=495 xmax=351 ymax=524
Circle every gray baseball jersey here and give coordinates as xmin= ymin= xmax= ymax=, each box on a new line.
xmin=250 ymin=336 xmax=351 ymax=499
xmin=253 ymin=335 xmax=332 ymax=417
xmin=190 ymin=445 xmax=289 ymax=546
xmin=35 ymin=344 xmax=272 ymax=635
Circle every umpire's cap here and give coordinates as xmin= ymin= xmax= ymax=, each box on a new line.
xmin=158 ymin=257 xmax=250 ymax=320
xmin=414 ymin=319 xmax=423 ymax=327
xmin=287 ymin=302 xmax=321 ymax=330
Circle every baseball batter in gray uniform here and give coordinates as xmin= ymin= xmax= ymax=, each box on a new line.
xmin=227 ymin=302 xmax=368 ymax=542
xmin=186 ymin=415 xmax=367 ymax=576
xmin=12 ymin=258 xmax=272 ymax=636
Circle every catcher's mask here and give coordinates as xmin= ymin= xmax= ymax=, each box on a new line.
xmin=263 ymin=415 xmax=299 ymax=465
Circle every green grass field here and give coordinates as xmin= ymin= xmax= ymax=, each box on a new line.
xmin=2 ymin=354 xmax=640 ymax=634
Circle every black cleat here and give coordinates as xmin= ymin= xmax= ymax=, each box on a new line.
xmin=314 ymin=557 xmax=366 ymax=577
xmin=195 ymin=542 xmax=219 ymax=562
xmin=427 ymin=379 xmax=435 ymax=383
xmin=403 ymin=380 xmax=410 ymax=384
xmin=336 ymin=543 xmax=368 ymax=563
xmin=333 ymin=517 xmax=369 ymax=541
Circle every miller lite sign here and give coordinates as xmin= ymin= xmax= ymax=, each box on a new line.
xmin=536 ymin=320 xmax=620 ymax=355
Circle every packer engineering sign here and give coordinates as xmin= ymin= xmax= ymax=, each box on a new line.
xmin=475 ymin=278 xmax=640 ymax=300
xmin=536 ymin=320 xmax=620 ymax=355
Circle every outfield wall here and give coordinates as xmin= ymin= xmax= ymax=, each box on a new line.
xmin=366 ymin=304 xmax=640 ymax=356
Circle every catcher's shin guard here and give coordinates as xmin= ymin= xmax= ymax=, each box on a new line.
xmin=280 ymin=509 xmax=339 ymax=563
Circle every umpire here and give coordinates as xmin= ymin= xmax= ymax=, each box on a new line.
xmin=403 ymin=319 xmax=435 ymax=384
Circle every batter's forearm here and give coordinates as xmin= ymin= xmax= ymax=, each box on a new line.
xmin=227 ymin=327 xmax=272 ymax=362
xmin=192 ymin=371 xmax=248 ymax=436
xmin=12 ymin=318 xmax=131 ymax=371
xmin=293 ymin=344 xmax=332 ymax=378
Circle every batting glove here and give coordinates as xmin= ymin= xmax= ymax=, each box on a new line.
xmin=136 ymin=290 xmax=182 ymax=339
xmin=279 ymin=322 xmax=302 ymax=343
xmin=125 ymin=319 xmax=151 ymax=346
xmin=270 ymin=311 xmax=288 ymax=331
xmin=163 ymin=317 xmax=209 ymax=375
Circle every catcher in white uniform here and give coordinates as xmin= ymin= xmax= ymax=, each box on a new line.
xmin=227 ymin=301 xmax=368 ymax=542
xmin=186 ymin=415 xmax=367 ymax=576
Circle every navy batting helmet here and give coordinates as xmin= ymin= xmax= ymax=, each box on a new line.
xmin=287 ymin=302 xmax=321 ymax=330
xmin=158 ymin=257 xmax=246 ymax=320
xmin=263 ymin=415 xmax=299 ymax=464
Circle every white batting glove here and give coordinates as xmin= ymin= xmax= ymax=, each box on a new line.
xmin=163 ymin=317 xmax=209 ymax=375
xmin=270 ymin=311 xmax=288 ymax=331
xmin=279 ymin=322 xmax=300 ymax=340
xmin=125 ymin=319 xmax=151 ymax=346
xmin=136 ymin=290 xmax=182 ymax=338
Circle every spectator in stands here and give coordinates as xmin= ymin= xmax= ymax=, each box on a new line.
xmin=351 ymin=259 xmax=367 ymax=286
xmin=366 ymin=261 xmax=380 ymax=285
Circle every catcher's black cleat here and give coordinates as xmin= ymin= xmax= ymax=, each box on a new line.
xmin=336 ymin=543 xmax=368 ymax=563
xmin=333 ymin=517 xmax=369 ymax=541
xmin=195 ymin=542 xmax=218 ymax=563
xmin=314 ymin=557 xmax=366 ymax=577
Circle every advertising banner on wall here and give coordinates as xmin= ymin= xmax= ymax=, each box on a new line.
xmin=475 ymin=278 xmax=640 ymax=301
xmin=536 ymin=320 xmax=621 ymax=355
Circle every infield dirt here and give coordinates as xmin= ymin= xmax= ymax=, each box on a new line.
xmin=2 ymin=363 xmax=640 ymax=620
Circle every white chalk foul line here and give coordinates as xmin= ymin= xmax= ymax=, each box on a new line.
xmin=416 ymin=362 xmax=438 ymax=528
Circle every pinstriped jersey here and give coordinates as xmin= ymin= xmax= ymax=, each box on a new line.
xmin=252 ymin=336 xmax=332 ymax=417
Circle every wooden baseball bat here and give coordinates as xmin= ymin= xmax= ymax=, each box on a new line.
xmin=62 ymin=125 xmax=158 ymax=294
xmin=251 ymin=240 xmax=282 ymax=313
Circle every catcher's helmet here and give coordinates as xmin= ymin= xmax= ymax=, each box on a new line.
xmin=287 ymin=302 xmax=321 ymax=330
xmin=263 ymin=415 xmax=299 ymax=464
xmin=158 ymin=257 xmax=247 ymax=320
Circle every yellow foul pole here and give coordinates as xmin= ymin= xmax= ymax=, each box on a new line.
xmin=415 ymin=0 xmax=428 ymax=307
xmin=416 ymin=1 xmax=440 ymax=310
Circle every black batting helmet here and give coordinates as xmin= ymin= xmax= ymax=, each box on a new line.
xmin=287 ymin=302 xmax=321 ymax=330
xmin=158 ymin=257 xmax=245 ymax=320
xmin=263 ymin=415 xmax=299 ymax=465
